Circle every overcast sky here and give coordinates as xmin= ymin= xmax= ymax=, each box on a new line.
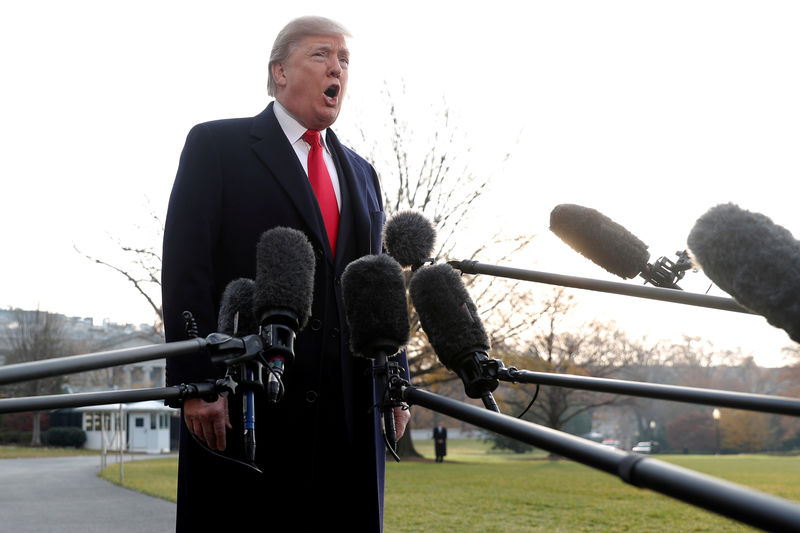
xmin=2 ymin=1 xmax=798 ymax=366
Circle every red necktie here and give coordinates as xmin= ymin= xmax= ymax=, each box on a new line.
xmin=302 ymin=129 xmax=339 ymax=255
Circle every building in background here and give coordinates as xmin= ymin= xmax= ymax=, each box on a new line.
xmin=74 ymin=401 xmax=177 ymax=454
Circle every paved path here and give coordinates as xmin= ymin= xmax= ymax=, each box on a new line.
xmin=0 ymin=455 xmax=176 ymax=533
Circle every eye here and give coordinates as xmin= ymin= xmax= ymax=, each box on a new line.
xmin=339 ymin=57 xmax=349 ymax=68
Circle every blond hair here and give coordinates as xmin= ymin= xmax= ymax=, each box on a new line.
xmin=268 ymin=16 xmax=351 ymax=96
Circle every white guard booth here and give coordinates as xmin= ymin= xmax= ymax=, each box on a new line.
xmin=76 ymin=400 xmax=177 ymax=454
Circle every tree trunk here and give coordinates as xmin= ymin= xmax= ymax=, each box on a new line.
xmin=31 ymin=412 xmax=42 ymax=446
xmin=395 ymin=420 xmax=422 ymax=459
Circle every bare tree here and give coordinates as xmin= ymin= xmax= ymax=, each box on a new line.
xmin=781 ymin=344 xmax=800 ymax=367
xmin=74 ymin=202 xmax=164 ymax=335
xmin=351 ymin=86 xmax=535 ymax=381
xmin=0 ymin=309 xmax=75 ymax=445
xmin=347 ymin=86 xmax=542 ymax=456
xmin=496 ymin=289 xmax=637 ymax=440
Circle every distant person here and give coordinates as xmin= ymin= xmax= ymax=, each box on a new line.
xmin=433 ymin=421 xmax=447 ymax=463
xmin=162 ymin=15 xmax=409 ymax=532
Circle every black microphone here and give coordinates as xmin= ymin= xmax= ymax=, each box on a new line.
xmin=217 ymin=278 xmax=259 ymax=463
xmin=341 ymin=253 xmax=410 ymax=452
xmin=218 ymin=278 xmax=258 ymax=335
xmin=550 ymin=203 xmax=691 ymax=288
xmin=383 ymin=209 xmax=437 ymax=269
xmin=687 ymin=203 xmax=800 ymax=343
xmin=408 ymin=262 xmax=500 ymax=411
xmin=253 ymin=227 xmax=316 ymax=403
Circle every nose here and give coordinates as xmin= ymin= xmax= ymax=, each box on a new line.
xmin=329 ymin=58 xmax=342 ymax=77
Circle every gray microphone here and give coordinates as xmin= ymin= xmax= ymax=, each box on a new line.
xmin=409 ymin=262 xmax=499 ymax=411
xmin=383 ymin=210 xmax=437 ymax=269
xmin=217 ymin=278 xmax=258 ymax=462
xmin=218 ymin=278 xmax=257 ymax=336
xmin=252 ymin=227 xmax=316 ymax=403
xmin=688 ymin=203 xmax=800 ymax=343
xmin=550 ymin=203 xmax=691 ymax=288
xmin=341 ymin=253 xmax=410 ymax=451
xmin=550 ymin=203 xmax=650 ymax=279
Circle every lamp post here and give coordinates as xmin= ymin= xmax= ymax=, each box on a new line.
xmin=712 ymin=408 xmax=721 ymax=455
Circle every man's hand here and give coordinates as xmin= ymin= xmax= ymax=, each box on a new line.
xmin=183 ymin=396 xmax=232 ymax=451
xmin=393 ymin=405 xmax=410 ymax=440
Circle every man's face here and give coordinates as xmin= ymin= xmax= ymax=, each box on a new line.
xmin=273 ymin=33 xmax=349 ymax=131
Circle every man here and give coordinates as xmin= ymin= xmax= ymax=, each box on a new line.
xmin=162 ymin=16 xmax=409 ymax=532
xmin=433 ymin=421 xmax=447 ymax=463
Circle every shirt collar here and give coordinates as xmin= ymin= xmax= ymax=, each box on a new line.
xmin=273 ymin=100 xmax=330 ymax=152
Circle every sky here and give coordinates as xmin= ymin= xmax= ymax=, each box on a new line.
xmin=1 ymin=1 xmax=799 ymax=366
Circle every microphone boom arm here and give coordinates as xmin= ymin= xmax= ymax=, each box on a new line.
xmin=448 ymin=260 xmax=752 ymax=315
xmin=486 ymin=360 xmax=800 ymax=417
xmin=0 ymin=378 xmax=237 ymax=414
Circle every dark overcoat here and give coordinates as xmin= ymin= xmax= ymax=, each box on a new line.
xmin=162 ymin=102 xmax=398 ymax=531
xmin=433 ymin=425 xmax=447 ymax=458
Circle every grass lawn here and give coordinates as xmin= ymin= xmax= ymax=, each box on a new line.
xmin=99 ymin=455 xmax=179 ymax=502
xmin=0 ymin=445 xmax=98 ymax=458
xmin=385 ymin=458 xmax=760 ymax=532
xmin=88 ymin=439 xmax=800 ymax=531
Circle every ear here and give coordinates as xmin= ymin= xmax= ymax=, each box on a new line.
xmin=271 ymin=62 xmax=288 ymax=89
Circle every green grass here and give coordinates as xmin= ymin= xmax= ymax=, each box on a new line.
xmin=89 ymin=441 xmax=800 ymax=531
xmin=99 ymin=456 xmax=178 ymax=502
xmin=0 ymin=445 xmax=98 ymax=458
xmin=385 ymin=459 xmax=761 ymax=532
xmin=412 ymin=438 xmax=550 ymax=463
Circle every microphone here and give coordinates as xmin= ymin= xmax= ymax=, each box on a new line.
xmin=550 ymin=203 xmax=691 ymax=288
xmin=408 ymin=262 xmax=500 ymax=411
xmin=253 ymin=227 xmax=316 ymax=403
xmin=383 ymin=209 xmax=437 ymax=269
xmin=687 ymin=203 xmax=800 ymax=343
xmin=217 ymin=278 xmax=259 ymax=463
xmin=550 ymin=203 xmax=650 ymax=279
xmin=218 ymin=278 xmax=257 ymax=335
xmin=341 ymin=253 xmax=410 ymax=452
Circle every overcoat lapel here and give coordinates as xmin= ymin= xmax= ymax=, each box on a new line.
xmin=249 ymin=103 xmax=331 ymax=263
xmin=327 ymin=129 xmax=370 ymax=272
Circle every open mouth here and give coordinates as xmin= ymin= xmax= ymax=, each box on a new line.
xmin=324 ymin=85 xmax=340 ymax=99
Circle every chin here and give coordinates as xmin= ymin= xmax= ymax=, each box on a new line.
xmin=313 ymin=111 xmax=340 ymax=130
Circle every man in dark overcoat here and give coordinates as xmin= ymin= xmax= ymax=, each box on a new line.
xmin=162 ymin=16 xmax=409 ymax=532
xmin=433 ymin=422 xmax=447 ymax=463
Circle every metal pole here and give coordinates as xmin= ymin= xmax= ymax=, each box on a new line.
xmin=449 ymin=260 xmax=752 ymax=315
xmin=119 ymin=403 xmax=124 ymax=484
xmin=100 ymin=413 xmax=107 ymax=471
xmin=0 ymin=383 xmax=219 ymax=414
xmin=497 ymin=367 xmax=800 ymax=417
xmin=0 ymin=338 xmax=208 ymax=386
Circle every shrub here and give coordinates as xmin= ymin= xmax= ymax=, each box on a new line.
xmin=0 ymin=429 xmax=33 ymax=444
xmin=44 ymin=427 xmax=87 ymax=448
xmin=486 ymin=433 xmax=534 ymax=453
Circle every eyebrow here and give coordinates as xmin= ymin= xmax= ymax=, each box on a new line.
xmin=309 ymin=43 xmax=350 ymax=58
